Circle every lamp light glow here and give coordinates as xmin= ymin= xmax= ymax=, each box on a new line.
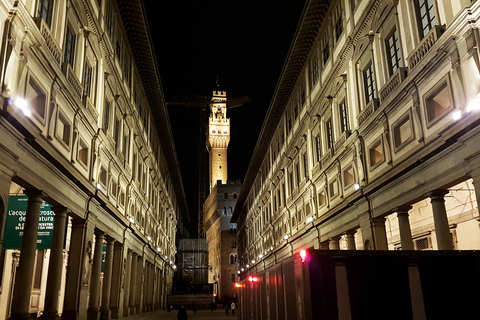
xmin=283 ymin=235 xmax=289 ymax=240
xmin=258 ymin=254 xmax=263 ymax=259
xmin=241 ymin=268 xmax=244 ymax=271
xmin=300 ymin=249 xmax=307 ymax=263
xmin=354 ymin=183 xmax=360 ymax=190
xmin=246 ymin=264 xmax=249 ymax=268
xmin=452 ymin=110 xmax=462 ymax=120
xmin=147 ymin=236 xmax=151 ymax=241
xmin=306 ymin=217 xmax=313 ymax=223
xmin=129 ymin=217 xmax=135 ymax=223
xmin=252 ymin=260 xmax=255 ymax=264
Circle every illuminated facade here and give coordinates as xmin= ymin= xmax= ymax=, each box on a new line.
xmin=204 ymin=89 xmax=240 ymax=302
xmin=234 ymin=0 xmax=480 ymax=286
xmin=0 ymin=0 xmax=188 ymax=319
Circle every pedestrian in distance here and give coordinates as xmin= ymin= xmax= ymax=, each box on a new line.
xmin=210 ymin=300 xmax=215 ymax=312
xmin=231 ymin=301 xmax=236 ymax=316
xmin=225 ymin=302 xmax=230 ymax=316
xmin=177 ymin=305 xmax=188 ymax=320
xmin=192 ymin=302 xmax=197 ymax=315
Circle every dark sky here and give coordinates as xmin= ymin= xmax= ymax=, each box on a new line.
xmin=144 ymin=1 xmax=307 ymax=237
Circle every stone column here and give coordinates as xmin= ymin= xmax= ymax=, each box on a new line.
xmin=319 ymin=241 xmax=330 ymax=250
xmin=9 ymin=189 xmax=44 ymax=320
xmin=371 ymin=217 xmax=388 ymax=250
xmin=110 ymin=242 xmax=124 ymax=319
xmin=62 ymin=218 xmax=90 ymax=320
xmin=329 ymin=236 xmax=341 ymax=250
xmin=345 ymin=230 xmax=356 ymax=250
xmin=123 ymin=250 xmax=132 ymax=316
xmin=135 ymin=256 xmax=143 ymax=313
xmin=0 ymin=171 xmax=13 ymax=253
xmin=40 ymin=207 xmax=69 ymax=320
xmin=100 ymin=237 xmax=115 ymax=319
xmin=470 ymin=170 xmax=480 ymax=210
xmin=129 ymin=252 xmax=137 ymax=315
xmin=87 ymin=230 xmax=105 ymax=320
xmin=428 ymin=190 xmax=454 ymax=250
xmin=395 ymin=206 xmax=414 ymax=250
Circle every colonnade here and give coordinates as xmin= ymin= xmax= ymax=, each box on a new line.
xmin=324 ymin=189 xmax=456 ymax=251
xmin=4 ymin=188 xmax=169 ymax=320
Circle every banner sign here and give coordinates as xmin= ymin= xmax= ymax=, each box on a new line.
xmin=101 ymin=243 xmax=106 ymax=272
xmin=3 ymin=195 xmax=55 ymax=250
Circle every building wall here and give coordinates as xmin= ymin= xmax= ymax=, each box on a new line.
xmin=0 ymin=0 xmax=184 ymax=319
xmin=204 ymin=180 xmax=241 ymax=301
xmin=236 ymin=0 xmax=480 ymax=277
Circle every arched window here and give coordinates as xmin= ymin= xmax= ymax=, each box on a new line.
xmin=233 ymin=193 xmax=237 ymax=199
xmin=230 ymin=254 xmax=237 ymax=264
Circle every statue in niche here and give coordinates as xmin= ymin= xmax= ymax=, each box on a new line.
xmin=82 ymin=241 xmax=93 ymax=286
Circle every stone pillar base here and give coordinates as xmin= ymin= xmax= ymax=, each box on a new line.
xmin=8 ymin=313 xmax=37 ymax=320
xmin=99 ymin=310 xmax=110 ymax=320
xmin=110 ymin=307 xmax=119 ymax=319
xmin=87 ymin=310 xmax=100 ymax=320
xmin=61 ymin=311 xmax=78 ymax=320
xmin=122 ymin=308 xmax=129 ymax=317
xmin=38 ymin=312 xmax=62 ymax=320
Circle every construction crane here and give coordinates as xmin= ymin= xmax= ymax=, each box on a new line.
xmin=167 ymin=94 xmax=250 ymax=239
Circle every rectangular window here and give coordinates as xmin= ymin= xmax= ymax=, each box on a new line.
xmin=36 ymin=0 xmax=54 ymax=27
xmin=99 ymin=166 xmax=107 ymax=187
xmin=103 ymin=100 xmax=111 ymax=132
xmin=315 ymin=135 xmax=322 ymax=162
xmin=78 ymin=138 xmax=89 ymax=166
xmin=26 ymin=77 xmax=46 ymax=119
xmin=326 ymin=118 xmax=333 ymax=149
xmin=320 ymin=29 xmax=331 ymax=66
xmin=295 ymin=163 xmax=300 ymax=186
xmin=64 ymin=25 xmax=76 ymax=66
xmin=393 ymin=113 xmax=414 ymax=150
xmin=363 ymin=62 xmax=376 ymax=104
xmin=303 ymin=153 xmax=308 ymax=178
xmin=83 ymin=64 xmax=93 ymax=97
xmin=123 ymin=125 xmax=130 ymax=163
xmin=332 ymin=2 xmax=343 ymax=41
xmin=414 ymin=0 xmax=437 ymax=39
xmin=329 ymin=179 xmax=338 ymax=198
xmin=385 ymin=27 xmax=403 ymax=76
xmin=114 ymin=115 xmax=121 ymax=151
xmin=56 ymin=113 xmax=71 ymax=147
xmin=343 ymin=165 xmax=355 ymax=187
xmin=339 ymin=101 xmax=349 ymax=133
xmin=369 ymin=138 xmax=384 ymax=168
xmin=309 ymin=46 xmax=320 ymax=89
xmin=425 ymin=80 xmax=452 ymax=125
xmin=318 ymin=190 xmax=326 ymax=207
xmin=350 ymin=0 xmax=361 ymax=12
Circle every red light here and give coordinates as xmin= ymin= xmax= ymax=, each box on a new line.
xmin=248 ymin=276 xmax=259 ymax=282
xmin=234 ymin=282 xmax=244 ymax=288
xmin=300 ymin=249 xmax=307 ymax=262
xmin=213 ymin=293 xmax=217 ymax=297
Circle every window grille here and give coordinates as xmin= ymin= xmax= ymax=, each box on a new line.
xmin=385 ymin=27 xmax=403 ymax=76
xmin=363 ymin=62 xmax=376 ymax=104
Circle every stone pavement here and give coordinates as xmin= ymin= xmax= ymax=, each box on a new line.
xmin=127 ymin=308 xmax=239 ymax=320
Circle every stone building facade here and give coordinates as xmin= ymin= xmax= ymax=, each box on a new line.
xmin=0 ymin=0 xmax=188 ymax=319
xmin=233 ymin=0 xmax=480 ymax=277
xmin=203 ymin=89 xmax=241 ymax=302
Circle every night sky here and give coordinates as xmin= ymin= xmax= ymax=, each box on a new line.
xmin=144 ymin=1 xmax=307 ymax=237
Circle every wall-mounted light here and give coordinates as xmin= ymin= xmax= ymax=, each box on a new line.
xmin=270 ymin=247 xmax=274 ymax=251
xmin=147 ymin=236 xmax=151 ymax=241
xmin=96 ymin=183 xmax=102 ymax=190
xmin=241 ymin=268 xmax=244 ymax=272
xmin=306 ymin=217 xmax=313 ymax=223
xmin=258 ymin=254 xmax=263 ymax=259
xmin=452 ymin=110 xmax=462 ymax=120
xmin=129 ymin=217 xmax=135 ymax=224
xmin=14 ymin=98 xmax=31 ymax=116
xmin=157 ymin=247 xmax=161 ymax=252
xmin=246 ymin=264 xmax=249 ymax=268
xmin=283 ymin=235 xmax=289 ymax=240
xmin=237 ymin=271 xmax=241 ymax=274
xmin=353 ymin=183 xmax=360 ymax=191
xmin=251 ymin=260 xmax=255 ymax=264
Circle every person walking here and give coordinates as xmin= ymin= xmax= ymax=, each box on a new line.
xmin=225 ymin=302 xmax=230 ymax=316
xmin=177 ymin=306 xmax=188 ymax=320
xmin=210 ymin=300 xmax=215 ymax=312
xmin=231 ymin=302 xmax=236 ymax=316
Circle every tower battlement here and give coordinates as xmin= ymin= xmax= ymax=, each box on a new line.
xmin=213 ymin=91 xmax=226 ymax=97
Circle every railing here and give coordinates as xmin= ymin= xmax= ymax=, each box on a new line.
xmin=408 ymin=25 xmax=445 ymax=71
xmin=379 ymin=67 xmax=408 ymax=102
xmin=357 ymin=98 xmax=379 ymax=126
xmin=34 ymin=18 xmax=62 ymax=64
xmin=66 ymin=64 xmax=83 ymax=98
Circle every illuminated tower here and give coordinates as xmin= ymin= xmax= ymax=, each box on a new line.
xmin=207 ymin=88 xmax=230 ymax=192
